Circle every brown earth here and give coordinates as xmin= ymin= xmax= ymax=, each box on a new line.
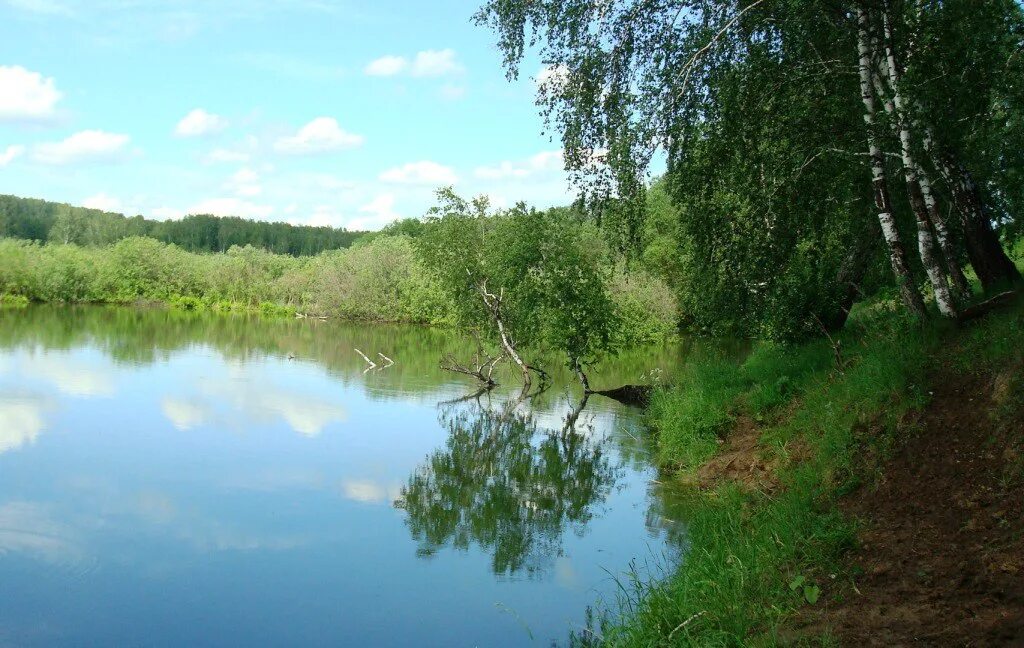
xmin=804 ymin=363 xmax=1024 ymax=646
xmin=687 ymin=415 xmax=782 ymax=493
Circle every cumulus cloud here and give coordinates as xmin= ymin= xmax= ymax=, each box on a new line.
xmin=32 ymin=130 xmax=130 ymax=165
xmin=274 ymin=117 xmax=364 ymax=155
xmin=189 ymin=197 xmax=273 ymax=220
xmin=150 ymin=206 xmax=185 ymax=221
xmin=366 ymin=49 xmax=463 ymax=78
xmin=474 ymin=150 xmax=564 ymax=180
xmin=411 ymin=48 xmax=463 ymax=77
xmin=175 ymin=108 xmax=228 ymax=137
xmin=379 ymin=160 xmax=458 ymax=185
xmin=81 ymin=192 xmax=122 ymax=212
xmin=347 ymin=194 xmax=401 ymax=231
xmin=536 ymin=64 xmax=570 ymax=92
xmin=0 ymin=65 xmax=62 ymax=121
xmin=0 ymin=145 xmax=25 ymax=166
xmin=226 ymin=167 xmax=262 ymax=197
xmin=364 ymin=55 xmax=407 ymax=76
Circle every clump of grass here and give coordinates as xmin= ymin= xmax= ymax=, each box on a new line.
xmin=583 ymin=299 xmax=1022 ymax=646
xmin=0 ymin=294 xmax=30 ymax=308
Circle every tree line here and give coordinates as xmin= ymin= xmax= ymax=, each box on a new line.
xmin=0 ymin=194 xmax=365 ymax=256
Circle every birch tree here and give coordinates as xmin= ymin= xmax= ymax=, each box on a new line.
xmin=857 ymin=4 xmax=928 ymax=318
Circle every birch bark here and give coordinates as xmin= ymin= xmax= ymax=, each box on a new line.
xmin=857 ymin=5 xmax=927 ymax=318
xmin=880 ymin=2 xmax=957 ymax=317
xmin=872 ymin=58 xmax=971 ymax=303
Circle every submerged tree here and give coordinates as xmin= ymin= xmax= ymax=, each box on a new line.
xmin=417 ymin=188 xmax=621 ymax=389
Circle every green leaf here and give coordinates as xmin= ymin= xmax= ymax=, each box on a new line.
xmin=803 ymin=584 xmax=820 ymax=605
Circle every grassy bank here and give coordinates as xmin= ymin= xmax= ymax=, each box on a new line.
xmin=581 ymin=292 xmax=1024 ymax=646
xmin=0 ymin=235 xmax=677 ymax=345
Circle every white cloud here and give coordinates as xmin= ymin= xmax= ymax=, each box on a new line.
xmin=32 ymin=130 xmax=130 ymax=165
xmin=150 ymin=206 xmax=185 ymax=221
xmin=0 ymin=65 xmax=62 ymax=121
xmin=0 ymin=398 xmax=45 ymax=455
xmin=379 ymin=160 xmax=458 ymax=185
xmin=189 ymin=197 xmax=273 ymax=220
xmin=82 ymin=192 xmax=122 ymax=212
xmin=161 ymin=397 xmax=209 ymax=431
xmin=0 ymin=145 xmax=25 ymax=166
xmin=411 ymin=48 xmax=463 ymax=77
xmin=536 ymin=64 xmax=570 ymax=92
xmin=364 ymin=55 xmax=407 ymax=76
xmin=348 ymin=194 xmax=401 ymax=231
xmin=24 ymin=356 xmax=115 ymax=397
xmin=175 ymin=108 xmax=228 ymax=137
xmin=341 ymin=479 xmax=400 ymax=505
xmin=474 ymin=150 xmax=564 ymax=180
xmin=226 ymin=167 xmax=262 ymax=197
xmin=274 ymin=117 xmax=364 ymax=155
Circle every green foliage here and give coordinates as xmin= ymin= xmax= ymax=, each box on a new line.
xmin=0 ymin=194 xmax=365 ymax=255
xmin=0 ymin=235 xmax=446 ymax=323
xmin=415 ymin=189 xmax=674 ymax=376
xmin=476 ymin=0 xmax=1024 ymax=339
xmin=0 ymin=294 xmax=29 ymax=308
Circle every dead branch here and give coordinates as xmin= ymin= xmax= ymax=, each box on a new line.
xmin=354 ymin=348 xmax=376 ymax=370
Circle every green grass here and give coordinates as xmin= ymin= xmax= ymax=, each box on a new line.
xmin=579 ymin=294 xmax=1024 ymax=647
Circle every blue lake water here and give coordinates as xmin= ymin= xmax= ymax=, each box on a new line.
xmin=0 ymin=306 xmax=685 ymax=647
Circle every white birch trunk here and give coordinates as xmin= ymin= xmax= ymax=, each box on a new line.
xmin=879 ymin=3 xmax=957 ymax=317
xmin=857 ymin=6 xmax=927 ymax=318
xmin=872 ymin=59 xmax=971 ymax=303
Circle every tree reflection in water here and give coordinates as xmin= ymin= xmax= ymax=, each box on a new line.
xmin=394 ymin=392 xmax=620 ymax=577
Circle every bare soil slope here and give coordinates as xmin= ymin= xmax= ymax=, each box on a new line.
xmin=812 ymin=364 xmax=1024 ymax=646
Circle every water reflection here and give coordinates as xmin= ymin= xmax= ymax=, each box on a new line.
xmin=0 ymin=396 xmax=47 ymax=454
xmin=396 ymin=395 xmax=620 ymax=577
xmin=0 ymin=305 xmax=687 ymax=647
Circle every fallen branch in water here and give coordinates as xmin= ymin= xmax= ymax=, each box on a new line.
xmin=354 ymin=348 xmax=376 ymax=371
xmin=440 ymin=349 xmax=503 ymax=388
xmin=590 ymin=384 xmax=654 ymax=408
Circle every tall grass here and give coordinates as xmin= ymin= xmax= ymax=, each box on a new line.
xmin=582 ymin=296 xmax=1023 ymax=646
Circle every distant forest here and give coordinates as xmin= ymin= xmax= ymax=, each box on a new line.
xmin=0 ymin=194 xmax=365 ymax=256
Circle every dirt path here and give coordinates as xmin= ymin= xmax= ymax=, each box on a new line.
xmin=808 ymin=366 xmax=1024 ymax=646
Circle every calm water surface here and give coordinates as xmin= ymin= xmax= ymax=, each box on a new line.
xmin=0 ymin=306 xmax=687 ymax=647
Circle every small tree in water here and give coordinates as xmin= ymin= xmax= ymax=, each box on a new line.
xmin=417 ymin=187 xmax=621 ymax=390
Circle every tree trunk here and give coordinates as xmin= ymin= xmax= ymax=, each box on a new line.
xmin=822 ymin=212 xmax=880 ymax=332
xmin=571 ymin=356 xmax=591 ymax=393
xmin=476 ymin=281 xmax=532 ymax=389
xmin=857 ymin=5 xmax=927 ymax=318
xmin=879 ymin=3 xmax=958 ymax=317
xmin=923 ymin=138 xmax=1023 ymax=292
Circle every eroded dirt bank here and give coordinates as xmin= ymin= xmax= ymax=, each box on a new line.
xmin=807 ymin=363 xmax=1024 ymax=646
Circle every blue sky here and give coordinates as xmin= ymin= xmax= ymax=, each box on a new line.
xmin=0 ymin=0 xmax=577 ymax=230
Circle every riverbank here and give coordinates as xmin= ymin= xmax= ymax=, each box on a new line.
xmin=581 ymin=292 xmax=1024 ymax=646
xmin=0 ymin=235 xmax=677 ymax=346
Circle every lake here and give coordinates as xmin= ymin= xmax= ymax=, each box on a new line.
xmin=0 ymin=306 xmax=688 ymax=647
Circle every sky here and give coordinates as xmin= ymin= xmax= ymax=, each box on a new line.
xmin=0 ymin=0 xmax=577 ymax=231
